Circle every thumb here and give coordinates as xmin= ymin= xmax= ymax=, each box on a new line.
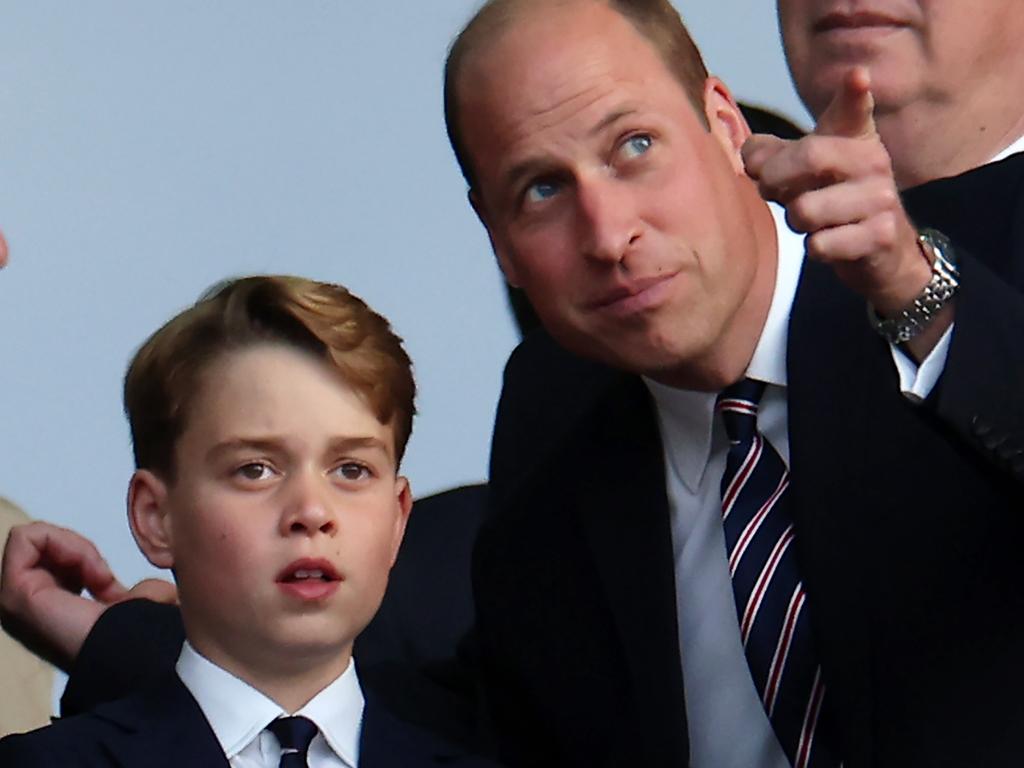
xmin=815 ymin=66 xmax=876 ymax=139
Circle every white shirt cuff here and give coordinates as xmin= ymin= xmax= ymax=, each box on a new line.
xmin=891 ymin=324 xmax=954 ymax=403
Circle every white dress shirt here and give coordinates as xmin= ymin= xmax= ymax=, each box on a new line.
xmin=176 ymin=641 xmax=364 ymax=768
xmin=643 ymin=203 xmax=949 ymax=767
xmin=987 ymin=132 xmax=1024 ymax=164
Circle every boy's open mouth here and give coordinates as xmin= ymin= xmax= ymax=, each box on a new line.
xmin=277 ymin=558 xmax=342 ymax=583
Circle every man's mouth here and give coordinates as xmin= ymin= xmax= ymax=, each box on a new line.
xmin=814 ymin=11 xmax=909 ymax=33
xmin=586 ymin=272 xmax=678 ymax=317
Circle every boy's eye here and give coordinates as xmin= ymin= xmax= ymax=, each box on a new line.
xmin=335 ymin=462 xmax=372 ymax=482
xmin=236 ymin=462 xmax=274 ymax=481
xmin=620 ymin=133 xmax=653 ymax=160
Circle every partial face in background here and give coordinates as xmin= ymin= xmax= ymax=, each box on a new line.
xmin=130 ymin=344 xmax=411 ymax=676
xmin=459 ymin=0 xmax=765 ymax=381
xmin=778 ymin=0 xmax=1024 ymax=118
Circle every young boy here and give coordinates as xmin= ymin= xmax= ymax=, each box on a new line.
xmin=0 ymin=275 xmax=496 ymax=767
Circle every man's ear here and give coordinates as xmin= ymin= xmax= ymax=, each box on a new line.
xmin=387 ymin=476 xmax=414 ymax=568
xmin=127 ymin=469 xmax=175 ymax=570
xmin=702 ymin=76 xmax=752 ymax=175
xmin=468 ymin=188 xmax=523 ymax=287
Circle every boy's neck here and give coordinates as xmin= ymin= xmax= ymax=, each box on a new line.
xmin=189 ymin=637 xmax=355 ymax=714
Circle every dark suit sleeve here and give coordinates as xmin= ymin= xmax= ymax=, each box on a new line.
xmin=60 ymin=598 xmax=184 ymax=717
xmin=900 ymin=156 xmax=1024 ymax=485
xmin=927 ymin=251 xmax=1024 ymax=483
xmin=0 ymin=728 xmax=63 ymax=767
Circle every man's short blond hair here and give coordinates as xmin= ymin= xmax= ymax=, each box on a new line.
xmin=443 ymin=0 xmax=710 ymax=190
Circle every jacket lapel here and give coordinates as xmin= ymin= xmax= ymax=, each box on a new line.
xmin=787 ymin=261 xmax=880 ymax=765
xmin=359 ymin=693 xmax=495 ymax=767
xmin=573 ymin=374 xmax=690 ymax=764
xmin=89 ymin=674 xmax=230 ymax=768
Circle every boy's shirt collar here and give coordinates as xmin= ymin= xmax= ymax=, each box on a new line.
xmin=175 ymin=640 xmax=364 ymax=767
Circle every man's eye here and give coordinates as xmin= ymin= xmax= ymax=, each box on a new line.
xmin=236 ymin=462 xmax=274 ymax=481
xmin=335 ymin=462 xmax=372 ymax=482
xmin=620 ymin=133 xmax=653 ymax=160
xmin=524 ymin=178 xmax=561 ymax=205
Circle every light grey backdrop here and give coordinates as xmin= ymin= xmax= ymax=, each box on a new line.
xmin=0 ymin=0 xmax=808 ymax=639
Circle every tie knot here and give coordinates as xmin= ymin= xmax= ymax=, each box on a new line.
xmin=717 ymin=378 xmax=766 ymax=445
xmin=267 ymin=715 xmax=318 ymax=756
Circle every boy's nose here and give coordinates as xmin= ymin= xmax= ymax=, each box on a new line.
xmin=280 ymin=476 xmax=338 ymax=537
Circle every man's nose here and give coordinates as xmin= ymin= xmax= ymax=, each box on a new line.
xmin=576 ymin=175 xmax=640 ymax=265
xmin=280 ymin=473 xmax=338 ymax=537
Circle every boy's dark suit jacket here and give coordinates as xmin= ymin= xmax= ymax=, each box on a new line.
xmin=475 ymin=153 xmax=1024 ymax=767
xmin=0 ymin=672 xmax=499 ymax=767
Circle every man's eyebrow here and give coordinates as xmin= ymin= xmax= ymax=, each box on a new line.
xmin=589 ymin=107 xmax=638 ymax=138
xmin=499 ymin=108 xmax=641 ymax=197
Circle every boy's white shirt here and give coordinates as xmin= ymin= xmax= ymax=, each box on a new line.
xmin=175 ymin=641 xmax=363 ymax=768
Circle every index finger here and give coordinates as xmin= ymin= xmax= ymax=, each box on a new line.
xmin=815 ymin=66 xmax=876 ymax=139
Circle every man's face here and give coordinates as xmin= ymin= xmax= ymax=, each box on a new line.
xmin=778 ymin=0 xmax=1023 ymax=118
xmin=459 ymin=1 xmax=768 ymax=383
xmin=135 ymin=344 xmax=410 ymax=678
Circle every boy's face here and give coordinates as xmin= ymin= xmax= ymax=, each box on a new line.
xmin=129 ymin=343 xmax=411 ymax=681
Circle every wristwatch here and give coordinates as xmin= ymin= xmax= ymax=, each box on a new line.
xmin=869 ymin=227 xmax=959 ymax=345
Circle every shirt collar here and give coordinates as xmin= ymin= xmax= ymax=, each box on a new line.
xmin=295 ymin=656 xmax=364 ymax=767
xmin=644 ymin=202 xmax=804 ymax=491
xmin=987 ymin=132 xmax=1024 ymax=165
xmin=175 ymin=641 xmax=364 ymax=765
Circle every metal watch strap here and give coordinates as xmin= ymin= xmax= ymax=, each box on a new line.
xmin=869 ymin=227 xmax=960 ymax=345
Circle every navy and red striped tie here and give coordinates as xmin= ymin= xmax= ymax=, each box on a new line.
xmin=717 ymin=378 xmax=840 ymax=768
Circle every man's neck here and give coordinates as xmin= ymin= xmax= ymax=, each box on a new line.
xmin=877 ymin=93 xmax=1024 ymax=190
xmin=652 ymin=197 xmax=780 ymax=392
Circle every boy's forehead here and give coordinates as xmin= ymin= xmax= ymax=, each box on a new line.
xmin=179 ymin=344 xmax=399 ymax=461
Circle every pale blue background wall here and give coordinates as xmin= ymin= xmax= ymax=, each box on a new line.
xmin=0 ymin=0 xmax=810 ymax=682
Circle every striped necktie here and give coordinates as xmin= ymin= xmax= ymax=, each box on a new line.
xmin=717 ymin=379 xmax=840 ymax=768
xmin=267 ymin=715 xmax=319 ymax=768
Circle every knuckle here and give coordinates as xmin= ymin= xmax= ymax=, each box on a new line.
xmin=787 ymin=197 xmax=815 ymax=232
xmin=805 ymin=232 xmax=828 ymax=260
xmin=873 ymin=214 xmax=898 ymax=248
xmin=800 ymin=140 xmax=828 ymax=173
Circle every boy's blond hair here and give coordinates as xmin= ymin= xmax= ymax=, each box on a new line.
xmin=124 ymin=275 xmax=415 ymax=480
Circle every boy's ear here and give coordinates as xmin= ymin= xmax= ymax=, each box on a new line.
xmin=468 ymin=188 xmax=523 ymax=288
xmin=387 ymin=476 xmax=414 ymax=568
xmin=702 ymin=76 xmax=752 ymax=175
xmin=127 ymin=469 xmax=175 ymax=570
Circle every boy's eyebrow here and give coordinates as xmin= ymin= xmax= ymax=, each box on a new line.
xmin=324 ymin=435 xmax=392 ymax=457
xmin=206 ymin=435 xmax=393 ymax=461
xmin=206 ymin=437 xmax=286 ymax=462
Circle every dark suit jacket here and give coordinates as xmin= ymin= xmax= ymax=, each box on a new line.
xmin=0 ymin=671 xmax=497 ymax=767
xmin=474 ymin=155 xmax=1024 ymax=767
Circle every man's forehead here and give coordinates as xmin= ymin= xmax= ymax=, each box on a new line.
xmin=458 ymin=3 xmax=675 ymax=153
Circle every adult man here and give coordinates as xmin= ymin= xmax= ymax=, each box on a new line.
xmin=447 ymin=0 xmax=1024 ymax=766
xmin=775 ymin=0 xmax=1024 ymax=189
